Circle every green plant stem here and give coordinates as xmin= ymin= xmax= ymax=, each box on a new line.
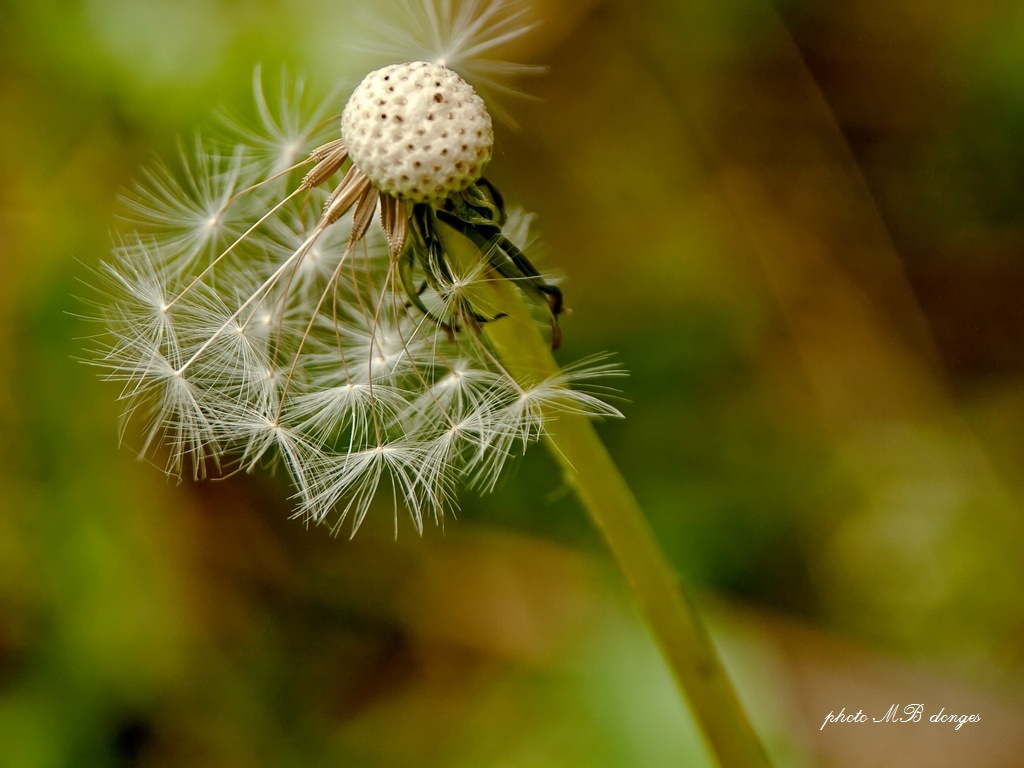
xmin=479 ymin=279 xmax=772 ymax=768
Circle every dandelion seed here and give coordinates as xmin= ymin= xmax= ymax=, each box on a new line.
xmin=119 ymin=139 xmax=249 ymax=274
xmin=352 ymin=0 xmax=546 ymax=115
xmin=87 ymin=0 xmax=622 ymax=534
xmin=222 ymin=66 xmax=338 ymax=177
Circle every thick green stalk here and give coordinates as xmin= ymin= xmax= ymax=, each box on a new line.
xmin=479 ymin=281 xmax=771 ymax=767
xmin=437 ymin=220 xmax=770 ymax=766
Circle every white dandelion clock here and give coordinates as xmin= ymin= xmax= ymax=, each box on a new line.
xmin=82 ymin=5 xmax=778 ymax=759
xmin=86 ymin=0 xmax=620 ymax=534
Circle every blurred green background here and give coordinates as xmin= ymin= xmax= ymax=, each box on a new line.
xmin=3 ymin=0 xmax=1024 ymax=765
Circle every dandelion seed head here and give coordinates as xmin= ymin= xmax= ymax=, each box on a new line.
xmin=341 ymin=61 xmax=493 ymax=202
xmin=85 ymin=3 xmax=624 ymax=535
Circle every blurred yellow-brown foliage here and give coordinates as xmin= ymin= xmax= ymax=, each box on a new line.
xmin=2 ymin=0 xmax=1024 ymax=765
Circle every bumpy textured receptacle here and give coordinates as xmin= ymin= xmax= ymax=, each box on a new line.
xmin=341 ymin=61 xmax=494 ymax=203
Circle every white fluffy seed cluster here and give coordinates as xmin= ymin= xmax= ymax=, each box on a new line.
xmin=341 ymin=61 xmax=494 ymax=203
xmin=88 ymin=69 xmax=625 ymax=535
